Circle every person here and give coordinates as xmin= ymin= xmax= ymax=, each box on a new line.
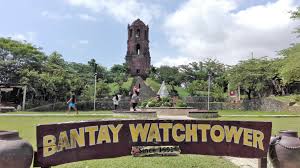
xmin=131 ymin=91 xmax=139 ymax=111
xmin=137 ymin=84 xmax=141 ymax=96
xmin=156 ymin=94 xmax=161 ymax=101
xmin=133 ymin=85 xmax=140 ymax=96
xmin=112 ymin=94 xmax=120 ymax=110
xmin=67 ymin=95 xmax=78 ymax=114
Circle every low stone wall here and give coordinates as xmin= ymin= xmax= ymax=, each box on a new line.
xmin=29 ymin=98 xmax=131 ymax=111
xmin=27 ymin=96 xmax=300 ymax=112
xmin=185 ymin=96 xmax=214 ymax=103
xmin=188 ymin=111 xmax=219 ymax=118
xmin=187 ymin=98 xmax=300 ymax=112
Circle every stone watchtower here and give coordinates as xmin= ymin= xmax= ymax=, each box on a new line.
xmin=125 ymin=19 xmax=151 ymax=79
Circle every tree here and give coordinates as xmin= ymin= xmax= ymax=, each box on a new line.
xmin=0 ymin=38 xmax=46 ymax=83
xmin=226 ymin=58 xmax=277 ymax=99
xmin=186 ymin=80 xmax=207 ymax=96
xmin=180 ymin=59 xmax=226 ymax=86
xmin=291 ymin=7 xmax=300 ymax=35
xmin=279 ymin=43 xmax=300 ymax=84
xmin=110 ymin=64 xmax=128 ymax=74
xmin=81 ymin=81 xmax=110 ymax=101
xmin=155 ymin=66 xmax=183 ymax=86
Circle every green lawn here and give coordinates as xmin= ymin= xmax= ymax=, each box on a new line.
xmin=219 ymin=110 xmax=300 ymax=135
xmin=145 ymin=78 xmax=160 ymax=92
xmin=58 ymin=155 xmax=235 ymax=168
xmin=219 ymin=116 xmax=300 ymax=135
xmin=268 ymin=95 xmax=300 ymax=104
xmin=219 ymin=109 xmax=300 ymax=116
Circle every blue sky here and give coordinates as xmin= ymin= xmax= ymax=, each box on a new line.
xmin=0 ymin=0 xmax=299 ymax=67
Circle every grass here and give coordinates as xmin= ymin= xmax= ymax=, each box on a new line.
xmin=220 ymin=116 xmax=300 ymax=135
xmin=219 ymin=109 xmax=300 ymax=116
xmin=145 ymin=78 xmax=160 ymax=92
xmin=268 ymin=95 xmax=300 ymax=104
xmin=57 ymin=155 xmax=236 ymax=168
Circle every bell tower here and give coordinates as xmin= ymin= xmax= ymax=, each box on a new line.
xmin=125 ymin=19 xmax=151 ymax=79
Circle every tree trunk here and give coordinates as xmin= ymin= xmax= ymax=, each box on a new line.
xmin=246 ymin=90 xmax=252 ymax=100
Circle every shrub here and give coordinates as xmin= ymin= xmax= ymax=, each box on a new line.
xmin=147 ymin=100 xmax=157 ymax=107
xmin=140 ymin=101 xmax=148 ymax=108
xmin=176 ymin=100 xmax=187 ymax=107
xmin=141 ymin=97 xmax=174 ymax=107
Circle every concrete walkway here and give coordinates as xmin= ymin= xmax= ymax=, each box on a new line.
xmin=157 ymin=115 xmax=193 ymax=120
xmin=223 ymin=157 xmax=259 ymax=168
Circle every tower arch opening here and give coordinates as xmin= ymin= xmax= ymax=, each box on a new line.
xmin=136 ymin=44 xmax=141 ymax=55
xmin=136 ymin=29 xmax=140 ymax=38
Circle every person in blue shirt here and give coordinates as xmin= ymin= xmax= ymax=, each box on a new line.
xmin=67 ymin=95 xmax=78 ymax=114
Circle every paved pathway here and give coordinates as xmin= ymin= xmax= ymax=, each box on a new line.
xmin=157 ymin=115 xmax=192 ymax=120
xmin=223 ymin=157 xmax=258 ymax=168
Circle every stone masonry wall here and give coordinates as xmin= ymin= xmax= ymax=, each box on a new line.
xmin=29 ymin=97 xmax=131 ymax=112
xmin=186 ymin=97 xmax=300 ymax=112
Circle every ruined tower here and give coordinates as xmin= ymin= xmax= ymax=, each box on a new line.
xmin=125 ymin=19 xmax=151 ymax=79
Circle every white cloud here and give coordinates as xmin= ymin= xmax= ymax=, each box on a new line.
xmin=78 ymin=14 xmax=97 ymax=21
xmin=71 ymin=40 xmax=89 ymax=49
xmin=66 ymin=0 xmax=161 ymax=24
xmin=160 ymin=0 xmax=300 ymax=66
xmin=41 ymin=10 xmax=72 ymax=20
xmin=154 ymin=56 xmax=190 ymax=67
xmin=5 ymin=32 xmax=37 ymax=43
xmin=79 ymin=40 xmax=89 ymax=44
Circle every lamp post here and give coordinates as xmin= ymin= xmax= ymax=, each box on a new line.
xmin=93 ymin=63 xmax=98 ymax=111
xmin=207 ymin=73 xmax=211 ymax=111
xmin=94 ymin=73 xmax=97 ymax=111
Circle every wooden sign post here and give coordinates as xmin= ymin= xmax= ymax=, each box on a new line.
xmin=34 ymin=119 xmax=272 ymax=168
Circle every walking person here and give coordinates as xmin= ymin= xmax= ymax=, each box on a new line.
xmin=112 ymin=94 xmax=120 ymax=110
xmin=67 ymin=95 xmax=78 ymax=114
xmin=131 ymin=91 xmax=139 ymax=111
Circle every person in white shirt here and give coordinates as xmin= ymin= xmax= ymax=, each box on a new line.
xmin=112 ymin=94 xmax=120 ymax=110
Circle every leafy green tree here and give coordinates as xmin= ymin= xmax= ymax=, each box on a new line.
xmin=180 ymin=59 xmax=226 ymax=87
xmin=226 ymin=58 xmax=277 ymax=99
xmin=0 ymin=38 xmax=46 ymax=83
xmin=186 ymin=80 xmax=207 ymax=96
xmin=291 ymin=7 xmax=300 ymax=35
xmin=155 ymin=66 xmax=183 ymax=86
xmin=279 ymin=43 xmax=300 ymax=84
xmin=81 ymin=81 xmax=110 ymax=101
